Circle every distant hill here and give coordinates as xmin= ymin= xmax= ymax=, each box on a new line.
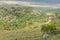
xmin=20 ymin=0 xmax=60 ymax=4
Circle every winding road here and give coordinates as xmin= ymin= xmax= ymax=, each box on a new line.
xmin=33 ymin=16 xmax=53 ymax=27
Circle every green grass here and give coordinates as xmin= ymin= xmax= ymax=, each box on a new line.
xmin=0 ymin=28 xmax=60 ymax=40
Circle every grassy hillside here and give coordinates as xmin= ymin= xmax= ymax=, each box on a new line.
xmin=0 ymin=6 xmax=60 ymax=40
xmin=0 ymin=7 xmax=48 ymax=30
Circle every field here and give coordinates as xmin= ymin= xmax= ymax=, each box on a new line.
xmin=0 ymin=28 xmax=60 ymax=40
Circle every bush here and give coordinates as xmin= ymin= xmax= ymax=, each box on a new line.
xmin=41 ymin=23 xmax=57 ymax=34
xmin=41 ymin=24 xmax=48 ymax=32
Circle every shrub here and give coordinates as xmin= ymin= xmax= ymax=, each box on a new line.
xmin=41 ymin=23 xmax=57 ymax=34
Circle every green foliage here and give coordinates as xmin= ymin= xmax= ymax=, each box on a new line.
xmin=41 ymin=23 xmax=57 ymax=34
xmin=41 ymin=24 xmax=48 ymax=32
xmin=48 ymin=23 xmax=57 ymax=33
